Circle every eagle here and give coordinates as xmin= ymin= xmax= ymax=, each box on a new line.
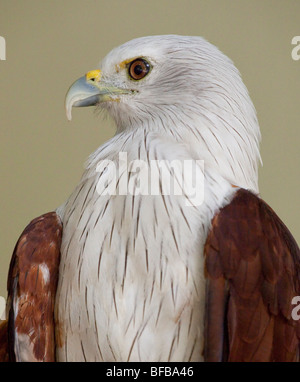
xmin=0 ymin=35 xmax=299 ymax=362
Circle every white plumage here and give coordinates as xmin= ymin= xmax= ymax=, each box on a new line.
xmin=55 ymin=35 xmax=261 ymax=361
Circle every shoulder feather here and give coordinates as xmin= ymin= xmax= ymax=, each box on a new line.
xmin=204 ymin=189 xmax=300 ymax=361
xmin=7 ymin=212 xmax=62 ymax=362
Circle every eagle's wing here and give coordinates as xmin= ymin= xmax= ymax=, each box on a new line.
xmin=0 ymin=321 xmax=9 ymax=362
xmin=204 ymin=188 xmax=300 ymax=361
xmin=4 ymin=212 xmax=62 ymax=362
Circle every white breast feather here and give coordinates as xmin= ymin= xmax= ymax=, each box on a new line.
xmin=55 ymin=130 xmax=235 ymax=361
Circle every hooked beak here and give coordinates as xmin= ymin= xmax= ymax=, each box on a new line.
xmin=65 ymin=69 xmax=132 ymax=121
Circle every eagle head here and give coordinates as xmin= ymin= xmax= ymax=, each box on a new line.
xmin=65 ymin=35 xmax=261 ymax=192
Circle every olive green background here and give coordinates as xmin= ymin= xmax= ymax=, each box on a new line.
xmin=0 ymin=0 xmax=299 ymax=300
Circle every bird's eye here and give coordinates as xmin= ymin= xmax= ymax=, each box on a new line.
xmin=128 ymin=58 xmax=151 ymax=80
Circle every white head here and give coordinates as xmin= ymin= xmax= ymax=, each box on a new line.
xmin=66 ymin=35 xmax=261 ymax=192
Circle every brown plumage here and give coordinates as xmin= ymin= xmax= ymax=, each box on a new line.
xmin=4 ymin=212 xmax=62 ymax=362
xmin=0 ymin=321 xmax=9 ymax=362
xmin=204 ymin=189 xmax=300 ymax=361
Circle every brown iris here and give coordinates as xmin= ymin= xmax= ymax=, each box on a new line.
xmin=128 ymin=58 xmax=151 ymax=80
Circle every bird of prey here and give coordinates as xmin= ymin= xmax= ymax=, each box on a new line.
xmin=0 ymin=35 xmax=299 ymax=362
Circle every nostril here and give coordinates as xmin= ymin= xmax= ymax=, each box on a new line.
xmin=86 ymin=70 xmax=102 ymax=82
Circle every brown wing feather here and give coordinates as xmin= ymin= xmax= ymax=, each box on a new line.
xmin=204 ymin=189 xmax=300 ymax=362
xmin=7 ymin=212 xmax=62 ymax=362
xmin=0 ymin=321 xmax=9 ymax=362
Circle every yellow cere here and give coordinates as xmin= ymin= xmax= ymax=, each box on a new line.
xmin=86 ymin=69 xmax=101 ymax=82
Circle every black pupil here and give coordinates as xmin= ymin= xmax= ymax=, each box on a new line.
xmin=134 ymin=64 xmax=144 ymax=75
